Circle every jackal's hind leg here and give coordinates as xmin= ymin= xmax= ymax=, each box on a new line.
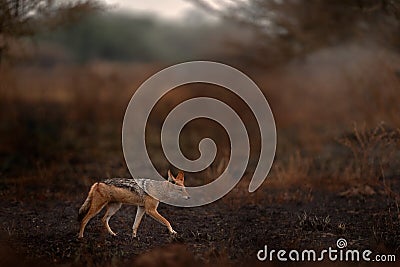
xmin=79 ymin=200 xmax=107 ymax=238
xmin=132 ymin=206 xmax=145 ymax=238
xmin=102 ymin=203 xmax=122 ymax=236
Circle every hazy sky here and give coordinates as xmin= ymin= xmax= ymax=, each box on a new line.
xmin=104 ymin=0 xmax=195 ymax=20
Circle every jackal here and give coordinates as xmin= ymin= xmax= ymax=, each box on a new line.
xmin=78 ymin=170 xmax=189 ymax=238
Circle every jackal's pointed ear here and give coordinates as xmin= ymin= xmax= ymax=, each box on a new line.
xmin=176 ymin=171 xmax=184 ymax=183
xmin=167 ymin=169 xmax=175 ymax=182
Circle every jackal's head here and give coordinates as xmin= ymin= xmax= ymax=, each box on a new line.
xmin=167 ymin=170 xmax=190 ymax=200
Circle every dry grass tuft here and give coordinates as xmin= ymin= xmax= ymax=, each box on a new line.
xmin=337 ymin=122 xmax=400 ymax=184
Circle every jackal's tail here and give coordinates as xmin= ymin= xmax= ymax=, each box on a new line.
xmin=78 ymin=183 xmax=98 ymax=222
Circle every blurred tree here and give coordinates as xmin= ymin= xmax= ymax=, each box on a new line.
xmin=190 ymin=0 xmax=400 ymax=66
xmin=38 ymin=12 xmax=227 ymax=63
xmin=0 ymin=0 xmax=103 ymax=63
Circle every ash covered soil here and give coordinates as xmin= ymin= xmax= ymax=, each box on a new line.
xmin=1 ymin=181 xmax=400 ymax=266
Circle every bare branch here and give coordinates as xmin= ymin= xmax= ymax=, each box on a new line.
xmin=0 ymin=0 xmax=104 ymax=63
xmin=188 ymin=0 xmax=400 ymax=67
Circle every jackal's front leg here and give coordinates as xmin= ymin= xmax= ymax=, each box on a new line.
xmin=132 ymin=206 xmax=145 ymax=238
xmin=147 ymin=209 xmax=177 ymax=235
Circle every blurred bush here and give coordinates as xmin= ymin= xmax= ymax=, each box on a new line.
xmin=34 ymin=12 xmax=236 ymax=64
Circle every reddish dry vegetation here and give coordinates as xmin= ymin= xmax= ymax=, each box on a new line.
xmin=0 ymin=45 xmax=400 ymax=266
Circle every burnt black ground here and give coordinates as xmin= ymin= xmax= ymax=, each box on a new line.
xmin=1 ymin=182 xmax=400 ymax=266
